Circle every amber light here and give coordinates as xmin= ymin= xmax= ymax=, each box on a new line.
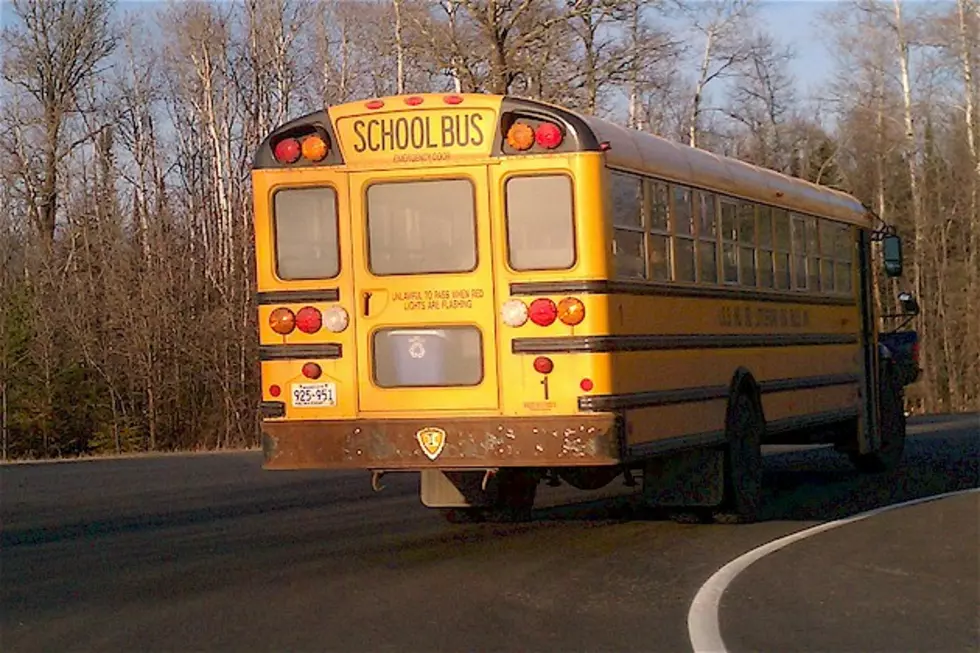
xmin=301 ymin=135 xmax=328 ymax=161
xmin=528 ymin=298 xmax=558 ymax=326
xmin=269 ymin=307 xmax=296 ymax=335
xmin=302 ymin=362 xmax=322 ymax=379
xmin=533 ymin=357 xmax=554 ymax=374
xmin=506 ymin=123 xmax=534 ymax=151
xmin=557 ymin=297 xmax=585 ymax=326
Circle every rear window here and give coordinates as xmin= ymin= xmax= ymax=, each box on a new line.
xmin=367 ymin=179 xmax=476 ymax=275
xmin=372 ymin=327 xmax=482 ymax=387
xmin=506 ymin=175 xmax=575 ymax=270
xmin=273 ymin=187 xmax=339 ymax=280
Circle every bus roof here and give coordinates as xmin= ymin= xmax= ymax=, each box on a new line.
xmin=255 ymin=93 xmax=871 ymax=228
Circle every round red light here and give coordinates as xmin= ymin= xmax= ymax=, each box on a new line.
xmin=580 ymin=378 xmax=594 ymax=392
xmin=295 ymin=306 xmax=322 ymax=334
xmin=302 ymin=362 xmax=322 ymax=380
xmin=444 ymin=95 xmax=463 ymax=105
xmin=274 ymin=138 xmax=301 ymax=163
xmin=269 ymin=385 xmax=281 ymax=397
xmin=365 ymin=99 xmax=384 ymax=109
xmin=528 ymin=298 xmax=558 ymax=326
xmin=405 ymin=96 xmax=424 ymax=106
xmin=533 ymin=356 xmax=554 ymax=374
xmin=535 ymin=123 xmax=563 ymax=149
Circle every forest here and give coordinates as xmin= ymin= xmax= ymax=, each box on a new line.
xmin=1 ymin=0 xmax=977 ymax=460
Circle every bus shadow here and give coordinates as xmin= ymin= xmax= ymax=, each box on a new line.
xmin=530 ymin=417 xmax=979 ymax=525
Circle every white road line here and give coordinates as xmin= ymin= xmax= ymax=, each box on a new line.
xmin=687 ymin=487 xmax=980 ymax=653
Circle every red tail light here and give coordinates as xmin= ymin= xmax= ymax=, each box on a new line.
xmin=302 ymin=362 xmax=322 ymax=379
xmin=535 ymin=122 xmax=563 ymax=149
xmin=533 ymin=357 xmax=553 ymax=374
xmin=269 ymin=385 xmax=282 ymax=397
xmin=580 ymin=378 xmax=594 ymax=392
xmin=295 ymin=306 xmax=322 ymax=334
xmin=274 ymin=138 xmax=301 ymax=164
xmin=528 ymin=298 xmax=558 ymax=326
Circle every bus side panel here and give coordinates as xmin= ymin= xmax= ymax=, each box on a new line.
xmin=491 ymin=154 xmax=612 ymax=419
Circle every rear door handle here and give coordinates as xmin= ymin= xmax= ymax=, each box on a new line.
xmin=362 ymin=291 xmax=373 ymax=317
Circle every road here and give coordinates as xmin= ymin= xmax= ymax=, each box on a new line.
xmin=2 ymin=414 xmax=977 ymax=652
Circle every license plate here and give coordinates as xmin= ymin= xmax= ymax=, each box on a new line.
xmin=290 ymin=382 xmax=337 ymax=407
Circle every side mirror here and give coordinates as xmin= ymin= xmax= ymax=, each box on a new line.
xmin=883 ymin=234 xmax=903 ymax=277
xmin=898 ymin=291 xmax=920 ymax=316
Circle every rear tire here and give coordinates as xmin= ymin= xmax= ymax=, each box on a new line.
xmin=713 ymin=390 xmax=765 ymax=524
xmin=850 ymin=363 xmax=906 ymax=473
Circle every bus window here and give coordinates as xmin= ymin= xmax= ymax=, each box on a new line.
xmin=649 ymin=181 xmax=671 ymax=281
xmin=367 ymin=179 xmax=476 ymax=275
xmin=696 ymin=191 xmax=718 ymax=283
xmin=505 ymin=175 xmax=575 ymax=271
xmin=611 ymin=172 xmax=646 ymax=279
xmin=273 ymin=187 xmax=340 ymax=280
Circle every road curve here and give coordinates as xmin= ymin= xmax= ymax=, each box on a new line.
xmin=2 ymin=414 xmax=977 ymax=652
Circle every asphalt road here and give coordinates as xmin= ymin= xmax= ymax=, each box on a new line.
xmin=2 ymin=414 xmax=977 ymax=653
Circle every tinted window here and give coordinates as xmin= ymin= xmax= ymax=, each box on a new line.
xmin=274 ymin=187 xmax=340 ymax=280
xmin=506 ymin=175 xmax=575 ymax=270
xmin=367 ymin=179 xmax=476 ymax=275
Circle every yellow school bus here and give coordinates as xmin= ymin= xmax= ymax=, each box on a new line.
xmin=252 ymin=93 xmax=914 ymax=523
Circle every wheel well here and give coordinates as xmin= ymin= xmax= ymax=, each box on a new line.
xmin=726 ymin=367 xmax=765 ymax=426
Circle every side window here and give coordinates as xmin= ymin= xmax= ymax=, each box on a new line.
xmin=834 ymin=223 xmax=853 ymax=293
xmin=720 ymin=199 xmax=739 ymax=284
xmin=672 ymin=185 xmax=696 ymax=282
xmin=791 ymin=213 xmax=808 ymax=290
xmin=757 ymin=205 xmax=774 ymax=288
xmin=649 ymin=181 xmax=671 ymax=281
xmin=611 ymin=172 xmax=646 ymax=279
xmin=506 ymin=175 xmax=575 ymax=271
xmin=737 ymin=202 xmax=757 ymax=287
xmin=772 ymin=208 xmax=791 ymax=290
xmin=696 ymin=191 xmax=718 ymax=283
xmin=273 ymin=187 xmax=340 ymax=280
xmin=819 ymin=219 xmax=837 ymax=291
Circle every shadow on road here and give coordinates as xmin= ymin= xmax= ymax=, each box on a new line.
xmin=531 ymin=413 xmax=979 ymax=525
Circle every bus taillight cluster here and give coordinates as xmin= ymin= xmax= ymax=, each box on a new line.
xmin=506 ymin=121 xmax=564 ymax=151
xmin=273 ymin=133 xmax=331 ymax=165
xmin=500 ymin=297 xmax=584 ymax=328
xmin=269 ymin=306 xmax=349 ymax=335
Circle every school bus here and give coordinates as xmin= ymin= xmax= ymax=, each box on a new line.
xmin=252 ymin=93 xmax=916 ymax=523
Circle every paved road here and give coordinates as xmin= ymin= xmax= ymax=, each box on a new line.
xmin=2 ymin=414 xmax=977 ymax=652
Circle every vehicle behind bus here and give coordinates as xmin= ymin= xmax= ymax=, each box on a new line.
xmin=252 ymin=93 xmax=918 ymax=524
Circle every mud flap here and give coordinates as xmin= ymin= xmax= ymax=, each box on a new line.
xmin=420 ymin=469 xmax=497 ymax=508
xmin=641 ymin=447 xmax=725 ymax=507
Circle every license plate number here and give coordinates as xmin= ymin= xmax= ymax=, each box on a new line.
xmin=290 ymin=382 xmax=337 ymax=407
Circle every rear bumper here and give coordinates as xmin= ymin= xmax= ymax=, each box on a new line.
xmin=261 ymin=415 xmax=623 ymax=470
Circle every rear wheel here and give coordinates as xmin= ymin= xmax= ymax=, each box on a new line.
xmin=850 ymin=364 xmax=906 ymax=473
xmin=713 ymin=390 xmax=765 ymax=524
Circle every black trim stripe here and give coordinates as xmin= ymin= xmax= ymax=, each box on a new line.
xmin=626 ymin=430 xmax=728 ymax=461
xmin=259 ymin=344 xmax=342 ymax=360
xmin=579 ymin=372 xmax=860 ymax=412
xmin=257 ymin=289 xmax=340 ymax=304
xmin=515 ymin=333 xmax=858 ymax=355
xmin=766 ymin=407 xmax=860 ymax=435
xmin=259 ymin=401 xmax=286 ymax=419
xmin=509 ymin=280 xmax=856 ymax=307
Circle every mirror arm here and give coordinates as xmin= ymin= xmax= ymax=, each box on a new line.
xmin=865 ymin=204 xmax=898 ymax=241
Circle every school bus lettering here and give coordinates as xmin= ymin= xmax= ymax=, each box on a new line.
xmin=719 ymin=305 xmax=811 ymax=329
xmin=350 ymin=113 xmax=484 ymax=153
xmin=393 ymin=288 xmax=484 ymax=311
xmin=253 ymin=93 xmax=917 ymax=526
